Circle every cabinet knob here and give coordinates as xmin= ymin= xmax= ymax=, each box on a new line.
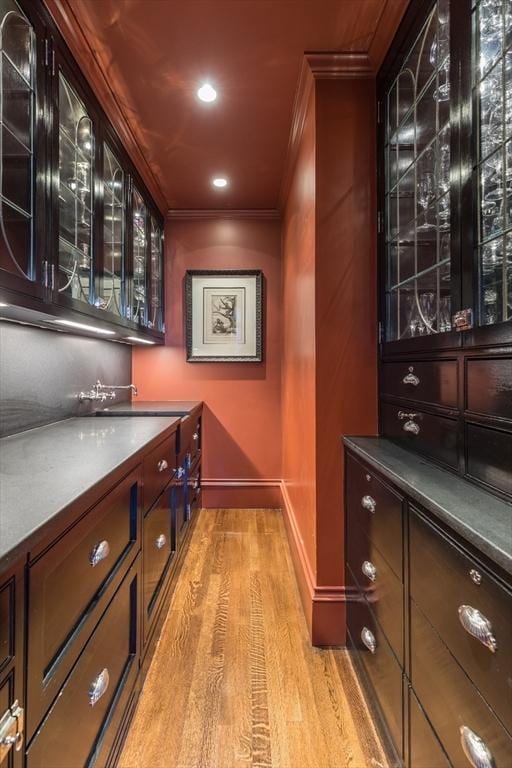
xmin=365 ymin=473 xmax=371 ymax=482
xmin=361 ymin=560 xmax=377 ymax=582
xmin=469 ymin=569 xmax=482 ymax=585
xmin=360 ymin=627 xmax=377 ymax=654
xmin=157 ymin=459 xmax=168 ymax=473
xmin=458 ymin=605 xmax=497 ymax=653
xmin=155 ymin=534 xmax=167 ymax=549
xmin=403 ymin=367 xmax=420 ymax=386
xmin=459 ymin=726 xmax=495 ymax=768
xmin=175 ymin=467 xmax=185 ymax=479
xmin=193 ymin=432 xmax=199 ymax=442
xmin=89 ymin=539 xmax=110 ymax=567
xmin=88 ymin=668 xmax=110 ymax=707
xmin=361 ymin=495 xmax=376 ymax=513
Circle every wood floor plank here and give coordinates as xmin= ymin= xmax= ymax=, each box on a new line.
xmin=119 ymin=509 xmax=389 ymax=768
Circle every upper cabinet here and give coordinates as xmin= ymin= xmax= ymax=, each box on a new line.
xmin=379 ymin=0 xmax=512 ymax=351
xmin=0 ymin=0 xmax=165 ymax=343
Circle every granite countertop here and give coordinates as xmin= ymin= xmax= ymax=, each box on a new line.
xmin=0 ymin=415 xmax=180 ymax=568
xmin=96 ymin=400 xmax=203 ymax=418
xmin=344 ymin=437 xmax=512 ymax=577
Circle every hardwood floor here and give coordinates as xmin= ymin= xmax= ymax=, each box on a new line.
xmin=119 ymin=509 xmax=389 ymax=768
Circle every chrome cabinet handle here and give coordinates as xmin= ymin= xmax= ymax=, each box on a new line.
xmin=89 ymin=540 xmax=110 ymax=567
xmin=360 ymin=627 xmax=376 ymax=654
xmin=361 ymin=495 xmax=376 ymax=513
xmin=458 ymin=605 xmax=497 ymax=653
xmin=402 ymin=366 xmax=420 ymax=386
xmin=193 ymin=432 xmax=199 ymax=442
xmin=155 ymin=534 xmax=166 ymax=549
xmin=460 ymin=726 xmax=495 ymax=768
xmin=89 ymin=668 xmax=110 ymax=707
xmin=398 ymin=410 xmax=420 ymax=435
xmin=157 ymin=459 xmax=168 ymax=472
xmin=361 ymin=560 xmax=377 ymax=582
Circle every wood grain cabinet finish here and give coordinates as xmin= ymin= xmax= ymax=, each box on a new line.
xmin=143 ymin=434 xmax=177 ymax=513
xmin=26 ymin=468 xmax=141 ymax=740
xmin=466 ymin=358 xmax=512 ymax=420
xmin=142 ymin=488 xmax=175 ymax=641
xmin=0 ymin=580 xmax=13 ymax=673
xmin=410 ymin=600 xmax=512 ymax=768
xmin=0 ymin=562 xmax=24 ymax=768
xmin=409 ymin=691 xmax=451 ymax=768
xmin=26 ymin=558 xmax=140 ymax=768
xmin=381 ymin=402 xmax=459 ymax=470
xmin=381 ymin=360 xmax=458 ymax=409
xmin=410 ymin=509 xmax=512 ymax=732
xmin=466 ymin=423 xmax=512 ymax=497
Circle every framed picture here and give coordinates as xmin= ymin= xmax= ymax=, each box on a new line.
xmin=185 ymin=270 xmax=263 ymax=362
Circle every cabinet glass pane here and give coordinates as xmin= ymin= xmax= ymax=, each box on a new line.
xmin=0 ymin=0 xmax=34 ymax=280
xmin=474 ymin=0 xmax=512 ymax=325
xmin=384 ymin=1 xmax=452 ymax=341
xmin=58 ymin=74 xmax=94 ymax=303
xmin=102 ymin=143 xmax=124 ymax=316
xmin=149 ymin=217 xmax=163 ymax=331
xmin=131 ymin=186 xmax=146 ymax=324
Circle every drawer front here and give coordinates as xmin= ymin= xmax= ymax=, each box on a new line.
xmin=26 ymin=559 xmax=140 ymax=768
xmin=27 ymin=469 xmax=140 ymax=737
xmin=381 ymin=360 xmax=458 ymax=409
xmin=143 ymin=434 xmax=177 ymax=513
xmin=179 ymin=413 xmax=201 ymax=466
xmin=410 ymin=509 xmax=512 ymax=731
xmin=410 ymin=690 xmax=451 ymax=768
xmin=348 ymin=597 xmax=403 ymax=757
xmin=466 ymin=357 xmax=512 ymax=420
xmin=0 ymin=579 xmax=13 ymax=672
xmin=410 ymin=599 xmax=512 ymax=768
xmin=381 ymin=401 xmax=458 ymax=469
xmin=173 ymin=477 xmax=188 ymax=550
xmin=466 ymin=422 xmax=512 ymax=497
xmin=0 ymin=669 xmax=23 ymax=768
xmin=143 ymin=491 xmax=174 ymax=630
xmin=346 ymin=453 xmax=403 ymax=579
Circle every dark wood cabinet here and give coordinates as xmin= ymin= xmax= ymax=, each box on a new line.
xmin=408 ymin=691 xmax=451 ymax=768
xmin=0 ymin=561 xmax=24 ymax=768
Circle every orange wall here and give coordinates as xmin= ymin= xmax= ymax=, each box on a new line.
xmin=133 ymin=216 xmax=282 ymax=507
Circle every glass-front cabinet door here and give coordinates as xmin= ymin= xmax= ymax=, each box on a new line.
xmin=101 ymin=142 xmax=125 ymax=316
xmin=130 ymin=185 xmax=147 ymax=326
xmin=149 ymin=215 xmax=163 ymax=331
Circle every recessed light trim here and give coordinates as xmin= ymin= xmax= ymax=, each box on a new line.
xmin=212 ymin=177 xmax=228 ymax=188
xmin=126 ymin=336 xmax=156 ymax=345
xmin=55 ymin=319 xmax=116 ymax=336
xmin=197 ymin=83 xmax=217 ymax=103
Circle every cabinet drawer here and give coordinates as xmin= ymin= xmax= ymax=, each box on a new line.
xmin=143 ymin=434 xmax=177 ymax=513
xmin=179 ymin=413 xmax=201 ymax=466
xmin=466 ymin=422 xmax=512 ymax=497
xmin=409 ymin=690 xmax=451 ymax=768
xmin=27 ymin=469 xmax=140 ymax=738
xmin=346 ymin=453 xmax=403 ymax=579
xmin=410 ymin=599 xmax=512 ymax=768
xmin=348 ymin=596 xmax=403 ymax=757
xmin=0 ymin=579 xmax=13 ymax=672
xmin=143 ymin=490 xmax=174 ymax=636
xmin=381 ymin=401 xmax=459 ymax=469
xmin=381 ymin=359 xmax=458 ymax=409
xmin=347 ymin=525 xmax=404 ymax=663
xmin=26 ymin=558 xmax=140 ymax=768
xmin=410 ymin=509 xmax=512 ymax=731
xmin=466 ymin=358 xmax=512 ymax=420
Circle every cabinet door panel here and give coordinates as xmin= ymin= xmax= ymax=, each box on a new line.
xmin=409 ymin=690 xmax=451 ymax=768
xmin=466 ymin=422 xmax=512 ymax=497
xmin=143 ymin=490 xmax=174 ymax=638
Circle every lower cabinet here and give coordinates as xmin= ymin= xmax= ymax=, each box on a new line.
xmin=0 ymin=560 xmax=24 ymax=768
xmin=142 ymin=486 xmax=176 ymax=645
xmin=408 ymin=691 xmax=450 ymax=768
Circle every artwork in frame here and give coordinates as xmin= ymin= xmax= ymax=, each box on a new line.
xmin=185 ymin=270 xmax=263 ymax=362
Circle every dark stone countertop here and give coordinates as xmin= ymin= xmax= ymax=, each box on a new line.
xmin=344 ymin=437 xmax=512 ymax=577
xmin=96 ymin=400 xmax=203 ymax=418
xmin=0 ymin=415 xmax=181 ymax=569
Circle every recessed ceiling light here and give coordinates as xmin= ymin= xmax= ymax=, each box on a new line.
xmin=197 ymin=83 xmax=217 ymax=103
xmin=55 ymin=319 xmax=116 ymax=336
xmin=212 ymin=177 xmax=228 ymax=188
xmin=126 ymin=336 xmax=156 ymax=345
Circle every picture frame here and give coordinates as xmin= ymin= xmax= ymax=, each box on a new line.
xmin=185 ymin=270 xmax=263 ymax=362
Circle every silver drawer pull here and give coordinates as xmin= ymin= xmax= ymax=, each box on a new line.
xmin=0 ymin=700 xmax=24 ymax=760
xmin=403 ymin=366 xmax=420 ymax=386
xmin=360 ymin=627 xmax=376 ymax=654
xmin=460 ymin=726 xmax=495 ymax=768
xmin=361 ymin=560 xmax=377 ymax=582
xmin=89 ymin=540 xmax=110 ymax=567
xmin=155 ymin=534 xmax=167 ymax=549
xmin=398 ymin=411 xmax=420 ymax=435
xmin=157 ymin=459 xmax=168 ymax=472
xmin=361 ymin=495 xmax=376 ymax=513
xmin=469 ymin=569 xmax=482 ymax=585
xmin=89 ymin=668 xmax=110 ymax=707
xmin=458 ymin=605 xmax=497 ymax=653
xmin=193 ymin=432 xmax=199 ymax=441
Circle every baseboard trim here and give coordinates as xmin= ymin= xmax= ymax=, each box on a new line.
xmin=201 ymin=478 xmax=282 ymax=509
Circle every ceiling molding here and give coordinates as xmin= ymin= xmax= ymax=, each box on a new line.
xmin=43 ymin=0 xmax=169 ymax=215
xmin=305 ymin=51 xmax=374 ymax=79
xmin=167 ymin=209 xmax=281 ymax=221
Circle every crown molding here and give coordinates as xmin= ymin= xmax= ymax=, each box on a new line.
xmin=305 ymin=51 xmax=374 ymax=79
xmin=167 ymin=209 xmax=281 ymax=221
xmin=43 ymin=0 xmax=168 ymax=215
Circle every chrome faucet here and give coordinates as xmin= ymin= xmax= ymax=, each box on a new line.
xmin=79 ymin=379 xmax=138 ymax=403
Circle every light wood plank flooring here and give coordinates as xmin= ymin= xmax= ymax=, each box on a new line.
xmin=119 ymin=509 xmax=388 ymax=768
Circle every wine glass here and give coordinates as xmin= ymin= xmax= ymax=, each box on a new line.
xmin=417 ymin=172 xmax=436 ymax=230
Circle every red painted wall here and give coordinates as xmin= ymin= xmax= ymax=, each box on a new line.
xmin=132 ymin=216 xmax=282 ymax=508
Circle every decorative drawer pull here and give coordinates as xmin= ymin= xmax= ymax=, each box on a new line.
xmin=89 ymin=540 xmax=110 ymax=567
xmin=459 ymin=726 xmax=495 ymax=768
xmin=403 ymin=367 xmax=420 ymax=386
xmin=365 ymin=473 xmax=371 ymax=482
xmin=398 ymin=410 xmax=420 ymax=435
xmin=193 ymin=432 xmax=199 ymax=442
xmin=157 ymin=459 xmax=168 ymax=472
xmin=469 ymin=569 xmax=482 ymax=585
xmin=360 ymin=627 xmax=376 ymax=654
xmin=175 ymin=467 xmax=185 ymax=479
xmin=89 ymin=668 xmax=110 ymax=707
xmin=361 ymin=560 xmax=377 ymax=582
xmin=155 ymin=534 xmax=167 ymax=549
xmin=458 ymin=605 xmax=497 ymax=653
xmin=361 ymin=495 xmax=376 ymax=513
